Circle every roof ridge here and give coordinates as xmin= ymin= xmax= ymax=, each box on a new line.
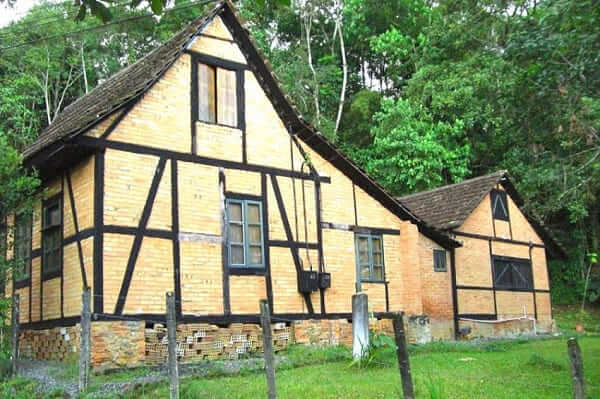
xmin=398 ymin=170 xmax=507 ymax=200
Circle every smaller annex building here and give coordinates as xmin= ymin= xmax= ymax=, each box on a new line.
xmin=399 ymin=170 xmax=566 ymax=338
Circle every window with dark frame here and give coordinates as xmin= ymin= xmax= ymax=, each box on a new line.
xmin=197 ymin=62 xmax=237 ymax=127
xmin=490 ymin=189 xmax=509 ymax=221
xmin=355 ymin=234 xmax=384 ymax=282
xmin=226 ymin=198 xmax=264 ymax=268
xmin=42 ymin=197 xmax=62 ymax=278
xmin=14 ymin=213 xmax=32 ymax=282
xmin=492 ymin=256 xmax=533 ymax=290
xmin=433 ymin=249 xmax=447 ymax=272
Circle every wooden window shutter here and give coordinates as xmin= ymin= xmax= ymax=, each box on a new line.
xmin=198 ymin=63 xmax=216 ymax=123
xmin=217 ymin=68 xmax=237 ymax=127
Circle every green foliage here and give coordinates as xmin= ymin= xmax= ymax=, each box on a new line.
xmin=339 ymin=89 xmax=381 ymax=146
xmin=350 ymin=98 xmax=470 ymax=194
xmin=349 ymin=330 xmax=396 ymax=369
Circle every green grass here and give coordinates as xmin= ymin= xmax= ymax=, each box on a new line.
xmin=553 ymin=304 xmax=600 ymax=334
xmin=107 ymin=336 xmax=600 ymax=398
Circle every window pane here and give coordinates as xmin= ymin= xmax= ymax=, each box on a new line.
xmin=231 ymin=245 xmax=244 ymax=265
xmin=359 ymin=251 xmax=369 ymax=265
xmin=249 ymin=246 xmax=262 ymax=265
xmin=358 ymin=237 xmax=368 ymax=252
xmin=198 ymin=63 xmax=216 ymax=123
xmin=49 ymin=206 xmax=60 ymax=226
xmin=373 ymin=253 xmax=382 ymax=266
xmin=229 ymin=224 xmax=243 ymax=243
xmin=360 ymin=265 xmax=370 ymax=279
xmin=217 ymin=68 xmax=237 ymax=126
xmin=373 ymin=266 xmax=384 ymax=281
xmin=247 ymin=204 xmax=260 ymax=224
xmin=248 ymin=225 xmax=262 ymax=244
xmin=228 ymin=202 xmax=242 ymax=222
xmin=372 ymin=237 xmax=382 ymax=252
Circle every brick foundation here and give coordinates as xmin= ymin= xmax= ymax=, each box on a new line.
xmin=19 ymin=314 xmax=548 ymax=370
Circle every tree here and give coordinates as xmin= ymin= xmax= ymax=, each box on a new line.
xmin=350 ymin=98 xmax=470 ymax=194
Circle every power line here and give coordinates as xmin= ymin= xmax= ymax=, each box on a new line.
xmin=0 ymin=0 xmax=217 ymax=52
xmin=0 ymin=0 xmax=134 ymax=39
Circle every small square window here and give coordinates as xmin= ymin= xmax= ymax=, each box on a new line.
xmin=490 ymin=189 xmax=509 ymax=221
xmin=433 ymin=249 xmax=447 ymax=272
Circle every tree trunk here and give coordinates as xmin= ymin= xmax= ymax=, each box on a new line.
xmin=333 ymin=0 xmax=347 ymax=137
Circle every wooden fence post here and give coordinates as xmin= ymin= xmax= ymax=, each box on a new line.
xmin=567 ymin=337 xmax=585 ymax=399
xmin=352 ymin=292 xmax=369 ymax=359
xmin=392 ymin=312 xmax=414 ymax=399
xmin=166 ymin=292 xmax=179 ymax=399
xmin=11 ymin=294 xmax=19 ymax=377
xmin=79 ymin=287 xmax=91 ymax=393
xmin=259 ymin=299 xmax=277 ymax=399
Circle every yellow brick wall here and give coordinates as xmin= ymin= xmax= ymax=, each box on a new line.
xmin=457 ymin=290 xmax=495 ymax=314
xmin=123 ymin=237 xmax=173 ymax=314
xmin=535 ymin=292 xmax=552 ymax=321
xmin=495 ymin=291 xmax=534 ymax=318
xmin=455 ymin=238 xmax=492 ymax=287
xmin=42 ymin=278 xmax=60 ymax=320
xmin=104 ymin=150 xmax=161 ymax=228
xmin=31 ymin=257 xmax=41 ymax=321
xmin=418 ymin=235 xmax=453 ymax=319
xmin=103 ymin=234 xmax=134 ymax=313
xmin=179 ymin=240 xmax=223 ymax=314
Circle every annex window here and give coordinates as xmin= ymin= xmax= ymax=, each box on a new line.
xmin=356 ymin=234 xmax=384 ymax=282
xmin=42 ymin=197 xmax=62 ymax=279
xmin=198 ymin=63 xmax=237 ymax=127
xmin=492 ymin=256 xmax=533 ymax=290
xmin=14 ymin=213 xmax=32 ymax=282
xmin=226 ymin=199 xmax=264 ymax=268
xmin=490 ymin=189 xmax=509 ymax=221
xmin=433 ymin=249 xmax=447 ymax=272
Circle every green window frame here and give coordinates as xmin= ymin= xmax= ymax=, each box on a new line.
xmin=226 ymin=198 xmax=265 ymax=268
xmin=355 ymin=234 xmax=385 ymax=282
xmin=14 ymin=213 xmax=32 ymax=282
xmin=42 ymin=196 xmax=62 ymax=279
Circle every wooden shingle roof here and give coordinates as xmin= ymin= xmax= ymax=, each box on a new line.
xmin=22 ymin=2 xmax=224 ymax=160
xmin=398 ymin=171 xmax=508 ymax=230
xmin=398 ymin=171 xmax=566 ymax=258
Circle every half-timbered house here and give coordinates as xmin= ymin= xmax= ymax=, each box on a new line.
xmin=399 ymin=171 xmax=565 ymax=338
xmin=5 ymin=1 xmax=561 ymax=368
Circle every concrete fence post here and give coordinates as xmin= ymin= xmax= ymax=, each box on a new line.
xmin=166 ymin=292 xmax=179 ymax=399
xmin=259 ymin=299 xmax=277 ymax=399
xmin=352 ymin=292 xmax=369 ymax=359
xmin=78 ymin=287 xmax=91 ymax=393
xmin=11 ymin=294 xmax=19 ymax=377
xmin=567 ymin=337 xmax=585 ymax=399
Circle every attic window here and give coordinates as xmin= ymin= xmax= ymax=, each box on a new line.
xmin=198 ymin=63 xmax=237 ymax=127
xmin=490 ymin=189 xmax=509 ymax=221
